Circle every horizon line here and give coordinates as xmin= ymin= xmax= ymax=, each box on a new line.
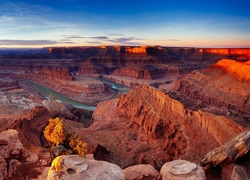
xmin=1 ymin=45 xmax=250 ymax=50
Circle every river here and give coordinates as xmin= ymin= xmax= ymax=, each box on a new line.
xmin=98 ymin=78 xmax=130 ymax=94
xmin=18 ymin=79 xmax=130 ymax=111
xmin=18 ymin=80 xmax=96 ymax=111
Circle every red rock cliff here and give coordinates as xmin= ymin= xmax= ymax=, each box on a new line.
xmin=83 ymin=86 xmax=242 ymax=170
xmin=174 ymin=59 xmax=250 ymax=118
xmin=199 ymin=48 xmax=250 ymax=57
xmin=39 ymin=66 xmax=74 ymax=81
xmin=125 ymin=46 xmax=147 ymax=54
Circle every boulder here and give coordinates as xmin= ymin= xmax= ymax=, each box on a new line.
xmin=222 ymin=164 xmax=250 ymax=180
xmin=0 ymin=129 xmax=52 ymax=179
xmin=0 ymin=129 xmax=23 ymax=159
xmin=0 ymin=129 xmax=30 ymax=179
xmin=200 ymin=131 xmax=250 ymax=167
xmin=160 ymin=160 xmax=206 ymax=180
xmin=48 ymin=155 xmax=124 ymax=180
xmin=32 ymin=167 xmax=50 ymax=180
xmin=123 ymin=164 xmax=160 ymax=180
xmin=51 ymin=145 xmax=73 ymax=160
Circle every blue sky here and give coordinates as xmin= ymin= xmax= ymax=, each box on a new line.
xmin=0 ymin=0 xmax=250 ymax=48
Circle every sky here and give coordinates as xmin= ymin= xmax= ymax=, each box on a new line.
xmin=0 ymin=0 xmax=250 ymax=48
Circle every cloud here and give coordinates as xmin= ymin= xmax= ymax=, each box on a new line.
xmin=166 ymin=39 xmax=180 ymax=41
xmin=87 ymin=41 xmax=103 ymax=44
xmin=58 ymin=41 xmax=75 ymax=44
xmin=65 ymin=35 xmax=85 ymax=39
xmin=91 ymin=36 xmax=109 ymax=40
xmin=0 ymin=40 xmax=59 ymax=46
xmin=107 ymin=37 xmax=142 ymax=45
xmin=65 ymin=35 xmax=109 ymax=40
xmin=107 ymin=33 xmax=124 ymax=36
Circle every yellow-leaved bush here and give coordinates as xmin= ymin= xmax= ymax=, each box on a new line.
xmin=43 ymin=117 xmax=87 ymax=157
xmin=69 ymin=135 xmax=88 ymax=157
xmin=44 ymin=117 xmax=68 ymax=146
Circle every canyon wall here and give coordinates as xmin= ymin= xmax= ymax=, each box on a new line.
xmin=39 ymin=66 xmax=74 ymax=81
xmin=48 ymin=46 xmax=250 ymax=58
xmin=111 ymin=65 xmax=163 ymax=80
xmin=174 ymin=59 xmax=250 ymax=119
xmin=82 ymin=86 xmax=242 ymax=170
xmin=199 ymin=48 xmax=250 ymax=57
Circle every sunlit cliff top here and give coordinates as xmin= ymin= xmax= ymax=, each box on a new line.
xmin=213 ymin=59 xmax=250 ymax=82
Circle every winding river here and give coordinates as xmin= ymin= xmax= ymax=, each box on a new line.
xmin=18 ymin=79 xmax=130 ymax=111
xmin=98 ymin=78 xmax=130 ymax=94
xmin=18 ymin=80 xmax=96 ymax=111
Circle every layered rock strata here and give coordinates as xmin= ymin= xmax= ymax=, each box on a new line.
xmin=10 ymin=106 xmax=59 ymax=148
xmin=173 ymin=59 xmax=250 ymax=120
xmin=18 ymin=71 xmax=116 ymax=105
xmin=79 ymin=86 xmax=242 ymax=170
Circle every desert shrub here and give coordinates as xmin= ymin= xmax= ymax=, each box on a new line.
xmin=69 ymin=135 xmax=88 ymax=157
xmin=43 ymin=117 xmax=68 ymax=146
xmin=44 ymin=117 xmax=87 ymax=158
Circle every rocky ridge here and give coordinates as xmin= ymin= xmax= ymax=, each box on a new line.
xmin=77 ymin=86 xmax=243 ymax=170
xmin=171 ymin=59 xmax=250 ymax=123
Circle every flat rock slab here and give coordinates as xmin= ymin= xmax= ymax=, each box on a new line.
xmin=48 ymin=155 xmax=124 ymax=180
xmin=160 ymin=160 xmax=206 ymax=180
xmin=123 ymin=164 xmax=160 ymax=180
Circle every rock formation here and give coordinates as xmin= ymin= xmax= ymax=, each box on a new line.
xmin=200 ymin=131 xmax=250 ymax=168
xmin=47 ymin=155 xmax=124 ymax=180
xmin=0 ymin=78 xmax=20 ymax=92
xmin=160 ymin=160 xmax=206 ymax=180
xmin=123 ymin=164 xmax=160 ymax=180
xmin=112 ymin=65 xmax=163 ymax=80
xmin=39 ymin=66 xmax=74 ymax=81
xmin=172 ymin=59 xmax=250 ymax=123
xmin=0 ymin=129 xmax=51 ymax=179
xmin=222 ymin=164 xmax=250 ymax=180
xmin=125 ymin=46 xmax=147 ymax=54
xmin=199 ymin=48 xmax=250 ymax=57
xmin=19 ymin=74 xmax=117 ymax=106
xmin=0 ymin=129 xmax=27 ymax=179
xmin=10 ymin=106 xmax=59 ymax=148
xmin=79 ymin=86 xmax=242 ymax=170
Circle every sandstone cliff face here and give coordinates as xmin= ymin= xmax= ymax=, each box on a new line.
xmin=117 ymin=86 xmax=242 ymax=146
xmin=125 ymin=46 xmax=147 ymax=54
xmin=112 ymin=65 xmax=163 ymax=80
xmin=174 ymin=59 xmax=250 ymax=119
xmin=199 ymin=48 xmax=250 ymax=57
xmin=10 ymin=106 xmax=58 ymax=148
xmin=79 ymin=63 xmax=105 ymax=74
xmin=81 ymin=86 xmax=242 ymax=170
xmin=39 ymin=66 xmax=74 ymax=81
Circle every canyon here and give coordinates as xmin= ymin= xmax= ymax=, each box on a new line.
xmin=0 ymin=46 xmax=250 ymax=179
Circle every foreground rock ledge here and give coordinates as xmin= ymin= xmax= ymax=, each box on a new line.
xmin=160 ymin=160 xmax=206 ymax=180
xmin=123 ymin=164 xmax=160 ymax=180
xmin=48 ymin=155 xmax=124 ymax=180
xmin=201 ymin=131 xmax=250 ymax=167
